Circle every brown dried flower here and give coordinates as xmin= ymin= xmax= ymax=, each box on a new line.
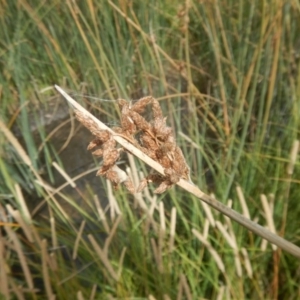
xmin=75 ymin=95 xmax=190 ymax=194
xmin=74 ymin=111 xmax=134 ymax=193
xmin=114 ymin=96 xmax=190 ymax=194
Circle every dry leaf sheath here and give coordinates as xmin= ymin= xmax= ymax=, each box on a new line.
xmin=54 ymin=85 xmax=300 ymax=258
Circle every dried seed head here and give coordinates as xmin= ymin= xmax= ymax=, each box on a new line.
xmin=96 ymin=167 xmax=106 ymax=176
xmin=102 ymin=138 xmax=116 ymax=150
xmin=164 ymin=168 xmax=180 ymax=184
xmin=154 ymin=182 xmax=169 ymax=194
xmin=136 ymin=178 xmax=148 ymax=193
xmin=81 ymin=94 xmax=190 ymax=195
xmin=153 ymin=120 xmax=173 ymax=141
xmin=123 ymin=178 xmax=135 ymax=194
xmin=92 ymin=149 xmax=103 ymax=157
xmin=129 ymin=110 xmax=150 ymax=132
xmin=131 ymin=96 xmax=154 ymax=114
xmin=102 ymin=149 xmax=120 ymax=168
xmin=95 ymin=130 xmax=111 ymax=142
xmin=87 ymin=138 xmax=102 ymax=150
xmin=105 ymin=168 xmax=120 ymax=186
xmin=140 ymin=134 xmax=158 ymax=155
xmin=151 ymin=99 xmax=163 ymax=120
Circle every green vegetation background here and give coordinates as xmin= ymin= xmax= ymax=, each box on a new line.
xmin=1 ymin=0 xmax=300 ymax=299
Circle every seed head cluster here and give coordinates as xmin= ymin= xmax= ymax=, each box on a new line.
xmin=75 ymin=96 xmax=190 ymax=194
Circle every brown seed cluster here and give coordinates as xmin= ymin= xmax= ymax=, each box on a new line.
xmin=74 ymin=111 xmax=135 ymax=194
xmin=75 ymin=96 xmax=190 ymax=194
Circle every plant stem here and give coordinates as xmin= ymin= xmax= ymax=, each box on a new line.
xmin=55 ymin=84 xmax=300 ymax=259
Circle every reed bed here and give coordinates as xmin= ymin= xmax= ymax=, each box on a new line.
xmin=1 ymin=0 xmax=300 ymax=298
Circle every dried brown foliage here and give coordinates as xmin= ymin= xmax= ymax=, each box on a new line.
xmin=75 ymin=96 xmax=190 ymax=194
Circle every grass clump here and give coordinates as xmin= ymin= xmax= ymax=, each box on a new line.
xmin=1 ymin=0 xmax=300 ymax=299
